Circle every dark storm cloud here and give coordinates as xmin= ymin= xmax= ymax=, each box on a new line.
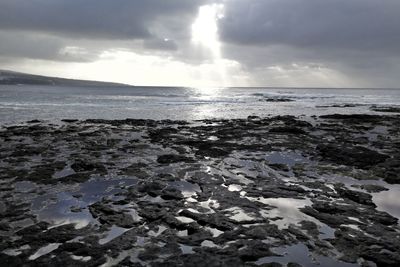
xmin=216 ymin=0 xmax=400 ymax=87
xmin=0 ymin=0 xmax=203 ymax=40
xmin=219 ymin=0 xmax=400 ymax=53
xmin=0 ymin=0 xmax=207 ymax=62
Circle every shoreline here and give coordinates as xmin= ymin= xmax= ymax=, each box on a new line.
xmin=1 ymin=114 xmax=399 ymax=266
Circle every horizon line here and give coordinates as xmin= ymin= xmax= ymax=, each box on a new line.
xmin=1 ymin=68 xmax=399 ymax=90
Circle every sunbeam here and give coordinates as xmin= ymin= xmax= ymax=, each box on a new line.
xmin=191 ymin=4 xmax=229 ymax=87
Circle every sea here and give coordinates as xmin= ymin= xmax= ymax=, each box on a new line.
xmin=0 ymin=85 xmax=399 ymax=124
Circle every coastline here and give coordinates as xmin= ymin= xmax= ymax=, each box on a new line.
xmin=1 ymin=114 xmax=399 ymax=266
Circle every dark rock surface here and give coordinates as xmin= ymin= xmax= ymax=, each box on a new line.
xmin=260 ymin=97 xmax=295 ymax=102
xmin=371 ymin=106 xmax=400 ymax=113
xmin=0 ymin=114 xmax=399 ymax=266
xmin=317 ymin=144 xmax=389 ymax=169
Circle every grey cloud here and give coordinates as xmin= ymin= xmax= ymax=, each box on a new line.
xmin=0 ymin=0 xmax=204 ymax=40
xmin=1 ymin=0 xmax=399 ymax=87
xmin=144 ymin=38 xmax=178 ymax=51
xmin=217 ymin=0 xmax=400 ymax=87
xmin=0 ymin=31 xmax=62 ymax=61
xmin=221 ymin=41 xmax=400 ymax=87
xmin=0 ymin=31 xmax=98 ymax=62
xmin=219 ymin=0 xmax=400 ymax=53
xmin=0 ymin=0 xmax=206 ymax=63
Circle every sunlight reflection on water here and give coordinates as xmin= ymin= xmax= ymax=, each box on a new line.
xmin=1 ymin=86 xmax=400 ymax=124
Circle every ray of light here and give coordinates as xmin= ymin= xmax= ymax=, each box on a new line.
xmin=191 ymin=4 xmax=229 ymax=88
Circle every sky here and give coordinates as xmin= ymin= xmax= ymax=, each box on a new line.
xmin=0 ymin=0 xmax=399 ymax=88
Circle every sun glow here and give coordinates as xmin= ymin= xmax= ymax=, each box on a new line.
xmin=191 ymin=4 xmax=223 ymax=58
xmin=4 ymin=4 xmax=251 ymax=88
xmin=191 ymin=4 xmax=229 ymax=87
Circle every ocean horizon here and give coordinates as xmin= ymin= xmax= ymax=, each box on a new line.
xmin=1 ymin=85 xmax=399 ymax=124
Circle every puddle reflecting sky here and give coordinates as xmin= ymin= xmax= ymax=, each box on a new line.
xmin=25 ymin=177 xmax=138 ymax=227
xmin=319 ymin=174 xmax=400 ymax=221
xmin=99 ymin=225 xmax=130 ymax=245
xmin=265 ymin=151 xmax=309 ymax=168
xmin=250 ymin=197 xmax=312 ymax=229
xmin=256 ymin=243 xmax=358 ymax=267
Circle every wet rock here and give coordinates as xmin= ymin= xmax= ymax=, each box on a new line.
xmin=260 ymin=263 xmax=283 ymax=267
xmin=370 ymin=211 xmax=398 ymax=225
xmin=237 ymin=240 xmax=275 ymax=261
xmin=14 ymin=223 xmax=87 ymax=252
xmin=61 ymin=119 xmax=79 ymax=123
xmin=119 ymin=257 xmax=144 ymax=266
xmin=378 ymin=159 xmax=400 ymax=184
xmin=319 ymin=114 xmax=387 ymax=123
xmin=15 ymin=222 xmax=50 ymax=238
xmin=162 ymin=215 xmax=196 ymax=231
xmin=25 ymin=166 xmax=58 ymax=184
xmin=58 ymin=172 xmax=91 ymax=184
xmin=247 ymin=115 xmax=260 ymax=120
xmin=302 ymin=200 xmax=398 ymax=228
xmin=71 ymin=159 xmax=106 ymax=173
xmin=332 ymin=227 xmax=400 ymax=266
xmin=0 ymin=221 xmax=11 ymax=231
xmin=160 ymin=187 xmax=185 ymax=200
xmin=300 ymin=205 xmax=353 ymax=228
xmin=179 ymin=210 xmax=235 ymax=231
xmin=244 ymin=224 xmax=285 ymax=240
xmin=103 ymin=228 xmax=139 ymax=253
xmin=138 ymin=204 xmax=168 ymax=221
xmin=335 ymin=186 xmax=376 ymax=206
xmin=11 ymin=145 xmax=47 ymax=157
xmin=89 ymin=203 xmax=137 ymax=228
xmin=1 ymin=169 xmax=28 ymax=180
xmin=383 ymin=174 xmax=400 ymax=184
xmin=0 ymin=254 xmax=24 ymax=266
xmin=154 ymin=251 xmax=244 ymax=267
xmin=317 ymin=144 xmax=389 ymax=169
xmin=269 ymin=126 xmax=306 ymax=135
xmin=138 ymin=181 xmax=166 ymax=197
xmin=321 ymin=104 xmax=364 ymax=108
xmin=149 ymin=127 xmax=178 ymax=142
xmin=195 ymin=145 xmax=231 ymax=158
xmin=287 ymin=225 xmax=309 ymax=241
xmin=120 ymin=162 xmax=148 ymax=178
xmin=186 ymin=171 xmax=224 ymax=186
xmin=157 ymin=173 xmax=178 ymax=182
xmin=0 ymin=204 xmax=32 ymax=222
xmin=27 ymin=119 xmax=42 ymax=123
xmin=360 ymin=184 xmax=388 ymax=193
xmin=70 ymin=206 xmax=84 ymax=213
xmin=157 ymin=154 xmax=195 ymax=164
xmin=299 ymin=220 xmax=319 ymax=238
xmin=23 ymin=162 xmax=65 ymax=184
xmin=248 ymin=184 xmax=306 ymax=199
xmin=1 ymin=115 xmax=400 ymax=266
xmin=371 ymin=106 xmax=400 ymax=113
xmin=86 ymin=118 xmax=159 ymax=127
xmin=268 ymin=163 xmax=290 ymax=172
xmin=261 ymin=97 xmax=294 ymax=102
xmin=138 ymin=245 xmax=162 ymax=261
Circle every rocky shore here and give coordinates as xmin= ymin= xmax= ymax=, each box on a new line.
xmin=0 ymin=114 xmax=399 ymax=266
